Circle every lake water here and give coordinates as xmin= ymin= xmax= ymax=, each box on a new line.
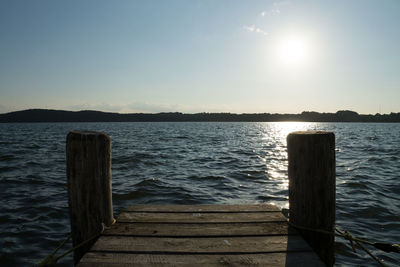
xmin=0 ymin=122 xmax=399 ymax=266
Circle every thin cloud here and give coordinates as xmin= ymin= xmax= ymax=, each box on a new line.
xmin=68 ymin=102 xmax=126 ymax=112
xmin=261 ymin=9 xmax=280 ymax=16
xmin=128 ymin=102 xmax=183 ymax=113
xmin=243 ymin=25 xmax=255 ymax=32
xmin=261 ymin=1 xmax=291 ymax=17
xmin=243 ymin=25 xmax=268 ymax=36
xmin=0 ymin=104 xmax=9 ymax=113
xmin=0 ymin=104 xmax=28 ymax=113
xmin=255 ymin=28 xmax=268 ymax=35
xmin=68 ymin=101 xmax=191 ymax=113
xmin=244 ymin=2 xmax=291 ymax=37
xmin=261 ymin=8 xmax=280 ymax=17
xmin=273 ymin=0 xmax=291 ymax=10
xmin=66 ymin=102 xmax=236 ymax=114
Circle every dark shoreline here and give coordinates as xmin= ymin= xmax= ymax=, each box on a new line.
xmin=1 ymin=109 xmax=400 ymax=123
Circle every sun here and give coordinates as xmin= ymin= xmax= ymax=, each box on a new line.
xmin=277 ymin=34 xmax=310 ymax=67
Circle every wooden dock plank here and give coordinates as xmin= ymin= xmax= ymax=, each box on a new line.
xmin=117 ymin=211 xmax=286 ymax=223
xmin=124 ymin=204 xmax=279 ymax=212
xmin=78 ymin=204 xmax=325 ymax=266
xmin=90 ymin=235 xmax=313 ymax=253
xmin=79 ymin=252 xmax=326 ymax=266
xmin=103 ymin=222 xmax=297 ymax=236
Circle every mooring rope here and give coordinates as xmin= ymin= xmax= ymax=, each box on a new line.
xmin=37 ymin=219 xmax=116 ymax=267
xmin=287 ymin=220 xmax=399 ymax=267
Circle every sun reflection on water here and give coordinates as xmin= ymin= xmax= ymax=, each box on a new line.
xmin=272 ymin=121 xmax=313 ymax=143
xmin=260 ymin=122 xmax=312 ymax=208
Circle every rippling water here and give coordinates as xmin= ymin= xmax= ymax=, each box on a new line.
xmin=0 ymin=122 xmax=399 ymax=266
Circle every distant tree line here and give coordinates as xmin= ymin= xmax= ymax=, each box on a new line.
xmin=0 ymin=109 xmax=400 ymax=123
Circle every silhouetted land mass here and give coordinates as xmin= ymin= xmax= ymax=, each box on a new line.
xmin=0 ymin=109 xmax=400 ymax=122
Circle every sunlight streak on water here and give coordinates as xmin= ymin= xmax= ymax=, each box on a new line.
xmin=260 ymin=122 xmax=311 ymax=196
xmin=270 ymin=121 xmax=312 ymax=142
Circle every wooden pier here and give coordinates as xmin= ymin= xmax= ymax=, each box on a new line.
xmin=77 ymin=204 xmax=324 ymax=266
xmin=67 ymin=131 xmax=335 ymax=266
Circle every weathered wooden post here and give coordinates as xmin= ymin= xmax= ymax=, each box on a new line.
xmin=287 ymin=131 xmax=335 ymax=266
xmin=66 ymin=131 xmax=114 ymax=265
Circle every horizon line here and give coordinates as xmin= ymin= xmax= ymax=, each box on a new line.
xmin=1 ymin=108 xmax=399 ymax=116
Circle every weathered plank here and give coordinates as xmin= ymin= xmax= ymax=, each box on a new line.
xmin=77 ymin=204 xmax=325 ymax=266
xmin=79 ymin=252 xmax=326 ymax=266
xmin=124 ymin=204 xmax=279 ymax=212
xmin=90 ymin=235 xmax=313 ymax=253
xmin=117 ymin=211 xmax=286 ymax=223
xmin=103 ymin=222 xmax=297 ymax=237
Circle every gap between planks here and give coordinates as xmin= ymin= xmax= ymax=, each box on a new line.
xmin=78 ymin=204 xmax=325 ymax=266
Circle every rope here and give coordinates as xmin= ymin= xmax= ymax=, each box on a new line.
xmin=288 ymin=220 xmax=399 ymax=267
xmin=37 ymin=219 xmax=116 ymax=267
xmin=36 ymin=234 xmax=71 ymax=267
xmin=335 ymin=227 xmax=386 ymax=267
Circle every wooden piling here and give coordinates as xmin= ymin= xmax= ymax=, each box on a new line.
xmin=287 ymin=131 xmax=335 ymax=266
xmin=66 ymin=131 xmax=114 ymax=265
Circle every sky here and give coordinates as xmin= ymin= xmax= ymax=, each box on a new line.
xmin=1 ymin=0 xmax=399 ymax=114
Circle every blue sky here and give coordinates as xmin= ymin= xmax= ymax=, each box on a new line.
xmin=1 ymin=0 xmax=399 ymax=114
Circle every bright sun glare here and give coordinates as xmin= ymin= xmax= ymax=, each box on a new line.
xmin=277 ymin=35 xmax=310 ymax=67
